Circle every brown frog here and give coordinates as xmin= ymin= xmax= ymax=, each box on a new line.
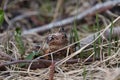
xmin=43 ymin=28 xmax=68 ymax=59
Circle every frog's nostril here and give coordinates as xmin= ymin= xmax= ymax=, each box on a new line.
xmin=62 ymin=36 xmax=64 ymax=39
xmin=64 ymin=34 xmax=67 ymax=38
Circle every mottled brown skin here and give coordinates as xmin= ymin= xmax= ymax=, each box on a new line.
xmin=44 ymin=30 xmax=68 ymax=59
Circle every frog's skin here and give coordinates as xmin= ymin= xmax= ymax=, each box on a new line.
xmin=43 ymin=28 xmax=68 ymax=59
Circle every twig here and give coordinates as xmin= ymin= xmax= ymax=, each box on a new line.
xmin=0 ymin=59 xmax=79 ymax=68
xmin=106 ymin=10 xmax=119 ymax=18
xmin=49 ymin=62 xmax=55 ymax=80
xmin=22 ymin=0 xmax=120 ymax=35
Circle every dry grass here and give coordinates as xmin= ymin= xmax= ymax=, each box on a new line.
xmin=0 ymin=17 xmax=120 ymax=80
xmin=0 ymin=0 xmax=120 ymax=80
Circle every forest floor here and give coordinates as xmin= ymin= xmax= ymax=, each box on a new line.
xmin=0 ymin=0 xmax=120 ymax=80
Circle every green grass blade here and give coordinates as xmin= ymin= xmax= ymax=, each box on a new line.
xmin=0 ymin=9 xmax=4 ymax=27
xmin=14 ymin=27 xmax=25 ymax=56
xmin=108 ymin=19 xmax=114 ymax=56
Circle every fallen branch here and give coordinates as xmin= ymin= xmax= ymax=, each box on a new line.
xmin=23 ymin=0 xmax=120 ymax=35
xmin=0 ymin=59 xmax=80 ymax=68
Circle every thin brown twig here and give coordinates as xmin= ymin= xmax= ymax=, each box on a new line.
xmin=49 ymin=62 xmax=55 ymax=80
xmin=22 ymin=0 xmax=120 ymax=35
xmin=0 ymin=59 xmax=80 ymax=68
xmin=106 ymin=10 xmax=119 ymax=18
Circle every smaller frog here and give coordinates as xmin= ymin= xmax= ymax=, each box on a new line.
xmin=43 ymin=28 xmax=68 ymax=59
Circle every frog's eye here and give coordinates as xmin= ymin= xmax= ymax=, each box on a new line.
xmin=46 ymin=35 xmax=54 ymax=43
